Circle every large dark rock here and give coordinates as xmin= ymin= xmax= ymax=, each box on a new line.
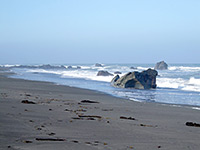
xmin=95 ymin=63 xmax=103 ymax=67
xmin=97 ymin=71 xmax=113 ymax=76
xmin=111 ymin=68 xmax=158 ymax=89
xmin=154 ymin=61 xmax=168 ymax=70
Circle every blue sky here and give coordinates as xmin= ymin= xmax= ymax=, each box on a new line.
xmin=0 ymin=0 xmax=200 ymax=64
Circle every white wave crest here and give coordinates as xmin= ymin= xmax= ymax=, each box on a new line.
xmin=157 ymin=77 xmax=200 ymax=92
xmin=169 ymin=66 xmax=200 ymax=72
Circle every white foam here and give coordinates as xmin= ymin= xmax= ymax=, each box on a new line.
xmin=157 ymin=77 xmax=200 ymax=92
xmin=192 ymin=107 xmax=200 ymax=110
xmin=169 ymin=66 xmax=200 ymax=72
xmin=157 ymin=78 xmax=185 ymax=89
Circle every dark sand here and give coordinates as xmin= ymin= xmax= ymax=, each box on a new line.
xmin=1 ymin=73 xmax=200 ymax=150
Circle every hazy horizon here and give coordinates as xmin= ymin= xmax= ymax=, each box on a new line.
xmin=1 ymin=0 xmax=200 ymax=64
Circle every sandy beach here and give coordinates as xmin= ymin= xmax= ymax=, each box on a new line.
xmin=1 ymin=73 xmax=200 ymax=150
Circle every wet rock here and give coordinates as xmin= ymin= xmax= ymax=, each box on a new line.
xmin=155 ymin=61 xmax=168 ymax=70
xmin=97 ymin=70 xmax=113 ymax=76
xmin=111 ymin=68 xmax=158 ymax=89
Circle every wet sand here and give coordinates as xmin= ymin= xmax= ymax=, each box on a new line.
xmin=1 ymin=74 xmax=200 ymax=150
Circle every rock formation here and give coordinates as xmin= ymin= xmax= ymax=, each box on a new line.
xmin=97 ymin=71 xmax=113 ymax=76
xmin=111 ymin=68 xmax=158 ymax=89
xmin=95 ymin=63 xmax=103 ymax=67
xmin=130 ymin=67 xmax=137 ymax=69
xmin=154 ymin=61 xmax=168 ymax=70
xmin=114 ymin=71 xmax=122 ymax=74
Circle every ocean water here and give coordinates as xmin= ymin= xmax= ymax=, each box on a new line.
xmin=2 ymin=63 xmax=200 ymax=106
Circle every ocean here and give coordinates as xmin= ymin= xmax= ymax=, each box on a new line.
xmin=2 ymin=63 xmax=200 ymax=106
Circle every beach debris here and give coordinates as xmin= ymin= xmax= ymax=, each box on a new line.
xmin=21 ymin=100 xmax=36 ymax=104
xmin=81 ymin=100 xmax=99 ymax=103
xmin=72 ymin=140 xmax=79 ymax=143
xmin=23 ymin=140 xmax=33 ymax=143
xmin=72 ymin=117 xmax=83 ymax=120
xmin=1 ymin=93 xmax=8 ymax=98
xmin=120 ymin=116 xmax=135 ymax=120
xmin=102 ymin=109 xmax=113 ymax=111
xmin=25 ymin=94 xmax=31 ymax=97
xmin=72 ymin=115 xmax=102 ymax=120
xmin=36 ymin=138 xmax=65 ymax=141
xmin=65 ymin=109 xmax=71 ymax=111
xmin=128 ymin=146 xmax=134 ymax=149
xmin=78 ymin=115 xmax=102 ymax=119
xmin=140 ymin=124 xmax=157 ymax=127
xmin=186 ymin=122 xmax=200 ymax=127
xmin=48 ymin=132 xmax=56 ymax=136
xmin=104 ymin=142 xmax=108 ymax=145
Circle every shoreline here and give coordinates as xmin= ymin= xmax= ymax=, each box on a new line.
xmin=9 ymin=73 xmax=200 ymax=109
xmin=1 ymin=74 xmax=200 ymax=149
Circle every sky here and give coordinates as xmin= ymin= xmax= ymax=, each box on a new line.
xmin=0 ymin=0 xmax=200 ymax=64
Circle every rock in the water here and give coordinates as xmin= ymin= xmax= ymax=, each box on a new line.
xmin=114 ymin=71 xmax=122 ymax=74
xmin=130 ymin=67 xmax=137 ymax=69
xmin=67 ymin=66 xmax=73 ymax=69
xmin=97 ymin=71 xmax=113 ymax=76
xmin=111 ymin=68 xmax=158 ymax=89
xmin=95 ymin=63 xmax=103 ymax=67
xmin=77 ymin=66 xmax=81 ymax=69
xmin=154 ymin=61 xmax=168 ymax=70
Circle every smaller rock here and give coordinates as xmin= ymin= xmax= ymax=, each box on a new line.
xmin=76 ymin=66 xmax=81 ymax=69
xmin=114 ymin=71 xmax=122 ymax=74
xmin=155 ymin=61 xmax=168 ymax=70
xmin=67 ymin=66 xmax=73 ymax=69
xmin=95 ymin=63 xmax=103 ymax=67
xmin=97 ymin=71 xmax=113 ymax=76
xmin=130 ymin=67 xmax=137 ymax=69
